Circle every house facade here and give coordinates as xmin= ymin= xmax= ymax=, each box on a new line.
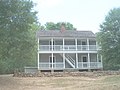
xmin=37 ymin=29 xmax=103 ymax=71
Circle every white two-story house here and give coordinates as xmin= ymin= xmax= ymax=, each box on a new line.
xmin=36 ymin=28 xmax=103 ymax=71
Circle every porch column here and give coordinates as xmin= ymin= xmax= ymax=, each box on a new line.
xmin=87 ymin=38 xmax=89 ymax=50
xmin=51 ymin=38 xmax=53 ymax=51
xmin=97 ymin=54 xmax=98 ymax=62
xmin=96 ymin=40 xmax=98 ymax=50
xmin=37 ymin=38 xmax=39 ymax=70
xmin=52 ymin=53 xmax=53 ymax=69
xmin=88 ymin=53 xmax=90 ymax=69
xmin=38 ymin=53 xmax=40 ymax=70
xmin=75 ymin=38 xmax=77 ymax=51
xmin=97 ymin=54 xmax=99 ymax=68
xmin=63 ymin=38 xmax=64 ymax=51
xmin=63 ymin=53 xmax=65 ymax=69
xmin=76 ymin=53 xmax=78 ymax=68
xmin=101 ymin=55 xmax=103 ymax=68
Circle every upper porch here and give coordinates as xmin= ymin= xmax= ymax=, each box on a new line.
xmin=38 ymin=38 xmax=100 ymax=52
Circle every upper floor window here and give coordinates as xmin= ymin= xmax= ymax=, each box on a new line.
xmin=49 ymin=40 xmax=55 ymax=45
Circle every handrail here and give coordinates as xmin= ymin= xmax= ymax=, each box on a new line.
xmin=59 ymin=53 xmax=75 ymax=68
xmin=39 ymin=45 xmax=99 ymax=51
xmin=39 ymin=62 xmax=64 ymax=69
xmin=66 ymin=54 xmax=75 ymax=65
xmin=39 ymin=62 xmax=102 ymax=69
xmin=78 ymin=62 xmax=102 ymax=68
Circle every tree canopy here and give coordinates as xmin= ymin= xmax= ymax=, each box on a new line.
xmin=40 ymin=22 xmax=76 ymax=30
xmin=0 ymin=0 xmax=38 ymax=74
xmin=97 ymin=7 xmax=120 ymax=70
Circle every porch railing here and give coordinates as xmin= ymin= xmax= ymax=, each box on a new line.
xmin=39 ymin=62 xmax=102 ymax=69
xmin=39 ymin=45 xmax=98 ymax=51
xmin=39 ymin=62 xmax=49 ymax=69
xmin=78 ymin=62 xmax=102 ymax=69
xmin=39 ymin=62 xmax=64 ymax=69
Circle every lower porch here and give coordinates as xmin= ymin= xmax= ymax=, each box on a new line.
xmin=38 ymin=53 xmax=103 ymax=70
xmin=39 ymin=62 xmax=102 ymax=70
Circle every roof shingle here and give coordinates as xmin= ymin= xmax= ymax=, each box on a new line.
xmin=36 ymin=30 xmax=95 ymax=38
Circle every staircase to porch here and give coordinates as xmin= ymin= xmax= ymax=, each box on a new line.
xmin=60 ymin=54 xmax=75 ymax=68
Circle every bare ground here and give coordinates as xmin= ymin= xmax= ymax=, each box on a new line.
xmin=0 ymin=74 xmax=120 ymax=90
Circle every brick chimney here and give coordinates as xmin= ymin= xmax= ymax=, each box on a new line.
xmin=60 ymin=23 xmax=66 ymax=32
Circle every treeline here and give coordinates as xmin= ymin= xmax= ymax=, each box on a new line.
xmin=0 ymin=0 xmax=38 ymax=74
xmin=40 ymin=22 xmax=76 ymax=30
xmin=0 ymin=0 xmax=76 ymax=74
xmin=97 ymin=7 xmax=120 ymax=70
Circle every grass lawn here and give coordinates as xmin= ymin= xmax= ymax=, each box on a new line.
xmin=0 ymin=74 xmax=120 ymax=90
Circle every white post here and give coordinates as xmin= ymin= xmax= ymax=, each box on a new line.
xmin=87 ymin=38 xmax=89 ymax=50
xmin=96 ymin=40 xmax=98 ymax=50
xmin=101 ymin=55 xmax=103 ymax=68
xmin=97 ymin=54 xmax=98 ymax=62
xmin=52 ymin=53 xmax=53 ymax=69
xmin=63 ymin=53 xmax=65 ymax=69
xmin=38 ymin=53 xmax=40 ymax=70
xmin=63 ymin=38 xmax=64 ymax=51
xmin=51 ymin=38 xmax=53 ymax=51
xmin=97 ymin=54 xmax=98 ymax=68
xmin=37 ymin=38 xmax=39 ymax=70
xmin=75 ymin=38 xmax=77 ymax=51
xmin=76 ymin=53 xmax=78 ymax=68
xmin=88 ymin=53 xmax=90 ymax=69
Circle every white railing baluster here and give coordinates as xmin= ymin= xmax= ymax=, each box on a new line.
xmin=78 ymin=62 xmax=102 ymax=69
xmin=39 ymin=45 xmax=99 ymax=51
xmin=39 ymin=62 xmax=64 ymax=69
xmin=66 ymin=54 xmax=75 ymax=67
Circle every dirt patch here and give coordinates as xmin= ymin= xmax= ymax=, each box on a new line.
xmin=14 ymin=71 xmax=120 ymax=77
xmin=0 ymin=74 xmax=120 ymax=90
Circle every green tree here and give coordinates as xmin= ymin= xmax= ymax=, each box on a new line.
xmin=44 ymin=22 xmax=76 ymax=30
xmin=0 ymin=0 xmax=38 ymax=74
xmin=45 ymin=22 xmax=56 ymax=30
xmin=97 ymin=8 xmax=120 ymax=70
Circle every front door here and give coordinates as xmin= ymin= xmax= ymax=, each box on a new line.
xmin=81 ymin=55 xmax=88 ymax=68
xmin=49 ymin=56 xmax=56 ymax=68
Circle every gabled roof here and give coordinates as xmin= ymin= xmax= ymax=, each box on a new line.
xmin=36 ymin=30 xmax=96 ymax=38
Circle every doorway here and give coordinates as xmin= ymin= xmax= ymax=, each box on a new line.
xmin=49 ymin=56 xmax=56 ymax=68
xmin=81 ymin=55 xmax=88 ymax=68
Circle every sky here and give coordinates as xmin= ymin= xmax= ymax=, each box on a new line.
xmin=33 ymin=0 xmax=120 ymax=33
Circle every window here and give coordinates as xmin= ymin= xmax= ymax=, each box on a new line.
xmin=49 ymin=40 xmax=55 ymax=45
xmin=49 ymin=40 xmax=55 ymax=50
xmin=81 ymin=55 xmax=87 ymax=62
xmin=82 ymin=41 xmax=86 ymax=45
xmin=49 ymin=56 xmax=56 ymax=68
xmin=49 ymin=56 xmax=56 ymax=63
xmin=81 ymin=41 xmax=87 ymax=50
xmin=83 ymin=57 xmax=87 ymax=62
